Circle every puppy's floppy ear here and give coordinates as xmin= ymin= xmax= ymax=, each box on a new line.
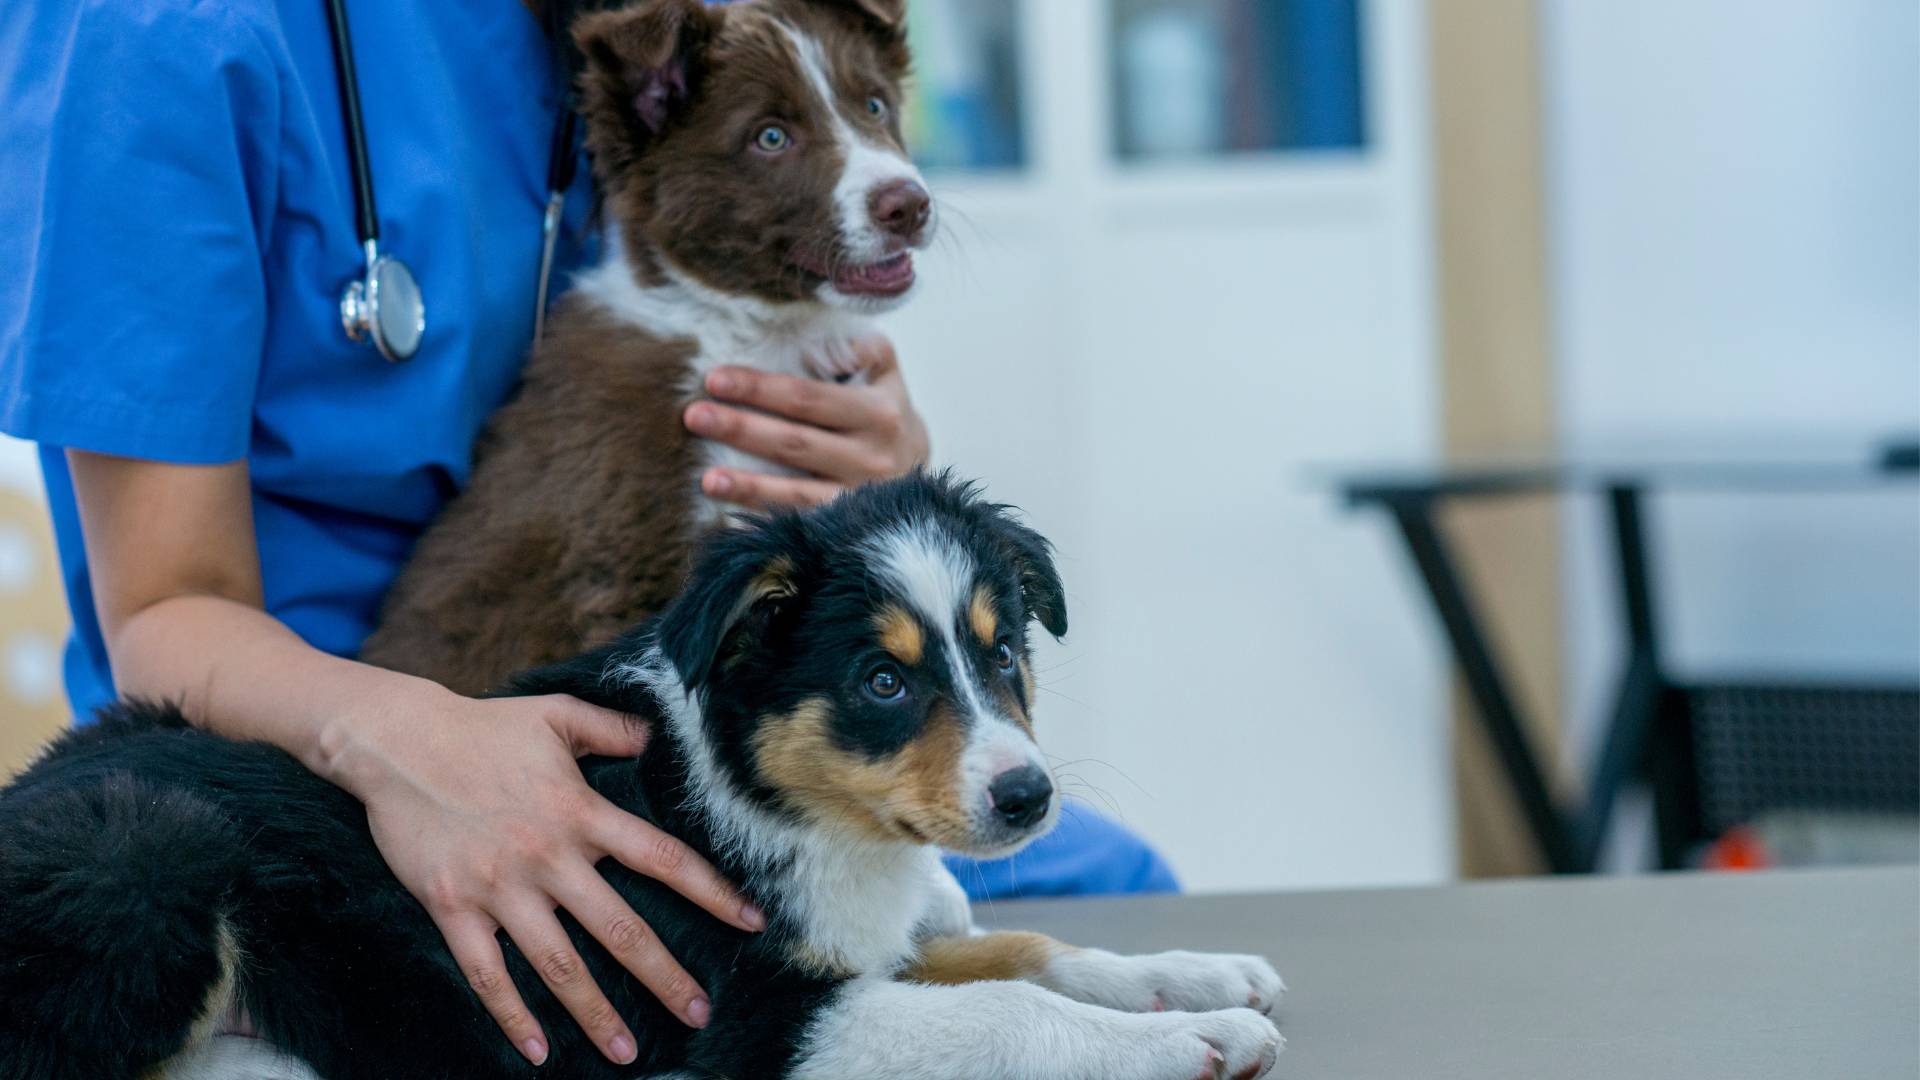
xmin=995 ymin=514 xmax=1068 ymax=639
xmin=573 ymin=0 xmax=719 ymax=148
xmin=656 ymin=523 xmax=804 ymax=690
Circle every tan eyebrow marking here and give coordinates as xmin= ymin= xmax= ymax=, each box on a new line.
xmin=969 ymin=586 xmax=998 ymax=646
xmin=875 ymin=604 xmax=924 ymax=665
xmin=751 ymin=556 xmax=798 ymax=603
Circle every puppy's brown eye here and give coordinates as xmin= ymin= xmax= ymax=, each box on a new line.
xmin=866 ymin=665 xmax=905 ymax=701
xmin=993 ymin=641 xmax=1016 ymax=673
xmin=754 ymin=125 xmax=792 ymax=153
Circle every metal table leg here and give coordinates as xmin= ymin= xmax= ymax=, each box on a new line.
xmin=1573 ymin=486 xmax=1667 ymax=867
xmin=1383 ymin=496 xmax=1579 ymax=873
xmin=1602 ymin=486 xmax=1701 ymax=868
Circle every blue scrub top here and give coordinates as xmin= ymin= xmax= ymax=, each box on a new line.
xmin=0 ymin=0 xmax=596 ymax=720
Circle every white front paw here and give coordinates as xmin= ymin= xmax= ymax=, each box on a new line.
xmin=1137 ymin=1008 xmax=1283 ymax=1080
xmin=1050 ymin=949 xmax=1286 ymax=1015
xmin=1148 ymin=952 xmax=1286 ymax=1015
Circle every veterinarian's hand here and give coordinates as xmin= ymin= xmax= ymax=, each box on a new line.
xmin=340 ymin=689 xmax=766 ymax=1068
xmin=684 ymin=335 xmax=930 ymax=510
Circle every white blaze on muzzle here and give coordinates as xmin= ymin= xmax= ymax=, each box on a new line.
xmin=777 ymin=21 xmax=930 ymax=264
xmin=865 ymin=522 xmax=1054 ymax=837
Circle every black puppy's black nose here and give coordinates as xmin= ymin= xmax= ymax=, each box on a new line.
xmin=988 ymin=766 xmax=1053 ymax=829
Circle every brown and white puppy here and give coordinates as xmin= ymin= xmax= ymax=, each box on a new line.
xmin=360 ymin=0 xmax=934 ymax=694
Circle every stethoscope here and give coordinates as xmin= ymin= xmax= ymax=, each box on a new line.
xmin=323 ymin=0 xmax=579 ymax=363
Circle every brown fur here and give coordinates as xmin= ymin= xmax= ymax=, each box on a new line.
xmin=751 ymin=697 xmax=972 ymax=847
xmin=874 ymin=605 xmax=924 ymax=665
xmin=904 ymin=931 xmax=1067 ymax=986
xmin=967 ymin=585 xmax=998 ymax=645
xmin=359 ymin=303 xmax=705 ymax=693
xmin=996 ymin=673 xmax=1035 ymax=736
xmin=359 ymin=0 xmax=916 ymax=693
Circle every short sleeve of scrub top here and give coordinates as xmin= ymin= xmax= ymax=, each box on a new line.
xmin=0 ymin=1 xmax=596 ymax=721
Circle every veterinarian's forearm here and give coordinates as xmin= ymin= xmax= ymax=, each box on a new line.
xmin=66 ymin=449 xmax=442 ymax=791
xmin=110 ymin=593 xmax=447 ymax=791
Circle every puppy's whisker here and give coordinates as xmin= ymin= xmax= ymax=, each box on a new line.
xmin=1062 ymin=756 xmax=1154 ymax=802
xmin=1036 ymin=684 xmax=1095 ymax=712
xmin=931 ymin=201 xmax=997 ymax=254
xmin=923 ymin=217 xmax=982 ymax=290
xmin=1031 ymin=653 xmax=1087 ymax=676
xmin=1054 ymin=773 xmax=1127 ymax=821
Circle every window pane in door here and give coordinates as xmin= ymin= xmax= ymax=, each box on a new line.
xmin=1112 ymin=0 xmax=1367 ymax=161
xmin=906 ymin=0 xmax=1027 ymax=172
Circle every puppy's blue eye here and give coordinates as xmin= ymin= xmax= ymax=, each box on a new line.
xmin=994 ymin=641 xmax=1016 ymax=673
xmin=866 ymin=665 xmax=905 ymax=700
xmin=866 ymin=96 xmax=888 ymax=120
xmin=755 ymin=125 xmax=792 ymax=152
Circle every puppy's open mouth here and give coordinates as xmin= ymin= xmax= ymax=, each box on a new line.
xmin=794 ymin=251 xmax=917 ymax=297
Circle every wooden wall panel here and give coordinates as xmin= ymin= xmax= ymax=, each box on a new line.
xmin=1428 ymin=0 xmax=1567 ymax=876
xmin=0 ymin=487 xmax=69 ymax=778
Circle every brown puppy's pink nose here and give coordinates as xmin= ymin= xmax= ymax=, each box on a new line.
xmin=870 ymin=180 xmax=931 ymax=241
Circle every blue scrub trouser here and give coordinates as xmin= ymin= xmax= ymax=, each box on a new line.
xmin=943 ymin=800 xmax=1179 ymax=901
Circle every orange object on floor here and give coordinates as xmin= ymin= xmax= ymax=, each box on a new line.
xmin=1702 ymin=825 xmax=1771 ymax=871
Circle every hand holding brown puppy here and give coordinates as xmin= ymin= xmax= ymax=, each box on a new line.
xmin=687 ymin=336 xmax=931 ymax=511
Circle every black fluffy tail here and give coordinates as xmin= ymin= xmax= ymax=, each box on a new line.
xmin=0 ymin=772 xmax=250 ymax=1080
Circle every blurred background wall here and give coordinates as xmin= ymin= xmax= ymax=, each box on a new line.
xmin=3 ymin=0 xmax=1915 ymax=892
xmin=1541 ymin=0 xmax=1920 ymax=865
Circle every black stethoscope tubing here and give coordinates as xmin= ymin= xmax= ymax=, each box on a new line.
xmin=324 ymin=0 xmax=576 ymax=362
xmin=323 ymin=0 xmax=380 ymax=247
xmin=323 ymin=0 xmax=426 ymax=363
xmin=534 ymin=103 xmax=579 ymax=345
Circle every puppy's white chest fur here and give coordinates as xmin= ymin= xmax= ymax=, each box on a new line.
xmin=572 ymin=242 xmax=877 ymax=524
xmin=780 ymin=835 xmax=949 ymax=975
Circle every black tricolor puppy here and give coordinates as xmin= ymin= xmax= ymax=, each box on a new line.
xmin=0 ymin=472 xmax=1284 ymax=1080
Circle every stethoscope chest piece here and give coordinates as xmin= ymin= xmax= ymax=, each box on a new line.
xmin=326 ymin=0 xmax=424 ymax=364
xmin=326 ymin=0 xmax=568 ymax=363
xmin=340 ymin=243 xmax=425 ymax=363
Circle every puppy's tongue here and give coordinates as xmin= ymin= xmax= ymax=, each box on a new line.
xmin=834 ymin=253 xmax=915 ymax=296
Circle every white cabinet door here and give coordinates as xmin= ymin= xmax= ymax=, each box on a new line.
xmin=890 ymin=0 xmax=1449 ymax=892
